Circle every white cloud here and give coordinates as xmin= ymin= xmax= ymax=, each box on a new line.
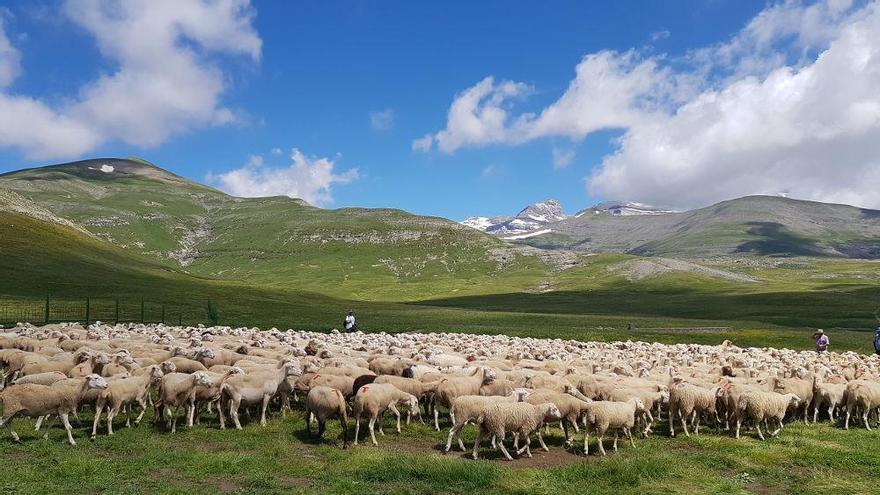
xmin=650 ymin=30 xmax=670 ymax=41
xmin=418 ymin=0 xmax=880 ymax=209
xmin=270 ymin=147 xmax=282 ymax=155
xmin=0 ymin=17 xmax=21 ymax=89
xmin=551 ymin=147 xmax=575 ymax=169
xmin=369 ymin=109 xmax=395 ymax=131
xmin=412 ymin=76 xmax=531 ymax=152
xmin=0 ymin=0 xmax=261 ymax=160
xmin=591 ymin=1 xmax=880 ymax=210
xmin=214 ymin=148 xmax=359 ymax=206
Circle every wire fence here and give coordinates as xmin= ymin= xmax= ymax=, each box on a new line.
xmin=0 ymin=295 xmax=221 ymax=328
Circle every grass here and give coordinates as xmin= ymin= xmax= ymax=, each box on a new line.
xmin=2 ymin=402 xmax=879 ymax=494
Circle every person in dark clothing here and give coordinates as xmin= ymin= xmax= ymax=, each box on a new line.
xmin=873 ymin=328 xmax=880 ymax=356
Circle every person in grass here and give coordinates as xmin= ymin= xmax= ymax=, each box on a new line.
xmin=873 ymin=328 xmax=880 ymax=356
xmin=812 ymin=329 xmax=829 ymax=354
xmin=344 ymin=309 xmax=357 ymax=333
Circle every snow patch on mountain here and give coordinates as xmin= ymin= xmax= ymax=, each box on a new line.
xmin=461 ymin=199 xmax=568 ymax=235
xmin=580 ymin=201 xmax=675 ymax=217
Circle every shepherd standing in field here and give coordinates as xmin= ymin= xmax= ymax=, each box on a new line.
xmin=344 ymin=309 xmax=357 ymax=333
xmin=873 ymin=328 xmax=880 ymax=356
xmin=813 ymin=329 xmax=829 ymax=354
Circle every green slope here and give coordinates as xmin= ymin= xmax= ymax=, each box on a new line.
xmin=0 ymin=158 xmax=550 ymax=301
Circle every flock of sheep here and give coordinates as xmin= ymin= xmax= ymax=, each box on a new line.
xmin=1 ymin=321 xmax=880 ymax=461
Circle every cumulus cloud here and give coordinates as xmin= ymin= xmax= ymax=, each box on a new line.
xmin=418 ymin=0 xmax=880 ymax=209
xmin=650 ymin=30 xmax=671 ymax=41
xmin=214 ymin=149 xmax=359 ymax=206
xmin=0 ymin=0 xmax=261 ymax=160
xmin=369 ymin=109 xmax=395 ymax=131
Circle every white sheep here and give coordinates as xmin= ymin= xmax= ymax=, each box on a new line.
xmin=583 ymin=398 xmax=645 ymax=455
xmin=304 ymin=385 xmax=349 ymax=447
xmin=668 ymin=379 xmax=719 ymax=437
xmin=472 ymin=402 xmax=562 ymax=461
xmin=433 ymin=367 xmax=497 ymax=430
xmin=735 ymin=391 xmax=800 ymax=440
xmin=444 ymin=389 xmax=528 ymax=452
xmin=156 ymin=371 xmax=213 ymax=433
xmin=844 ymin=380 xmax=880 ymax=430
xmin=91 ymin=365 xmax=164 ymax=439
xmin=352 ymin=383 xmax=419 ymax=446
xmin=221 ymin=359 xmax=302 ymax=429
xmin=812 ymin=379 xmax=846 ymax=423
xmin=0 ymin=374 xmax=108 ymax=445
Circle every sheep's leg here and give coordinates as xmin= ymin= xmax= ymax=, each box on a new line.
xmin=41 ymin=415 xmax=59 ymax=441
xmin=562 ymin=419 xmax=572 ymax=446
xmin=735 ymin=418 xmax=741 ymax=439
xmin=260 ymin=394 xmax=271 ymax=427
xmin=828 ymin=405 xmax=835 ymax=422
xmin=449 ymin=410 xmax=456 ymax=428
xmin=317 ymin=420 xmax=325 ymax=439
xmin=445 ymin=423 xmax=459 ymax=452
xmin=124 ymin=403 xmax=132 ymax=428
xmin=216 ymin=400 xmax=226 ymax=430
xmin=598 ymin=431 xmax=606 ymax=456
xmin=679 ymin=409 xmax=690 ymax=437
xmin=644 ymin=410 xmax=654 ymax=436
xmin=498 ymin=435 xmax=514 ymax=461
xmin=457 ymin=430 xmax=467 ymax=452
xmin=389 ymin=404 xmax=402 ymax=433
xmin=91 ymin=404 xmax=103 ymax=440
xmin=187 ymin=400 xmax=196 ymax=428
xmin=34 ymin=415 xmax=45 ymax=431
xmin=433 ymin=407 xmax=440 ymax=431
xmin=536 ymin=430 xmax=549 ymax=452
xmin=771 ymin=417 xmax=783 ymax=437
xmin=2 ymin=415 xmax=20 ymax=443
xmin=353 ymin=416 xmax=360 ymax=445
xmin=692 ymin=411 xmax=700 ymax=435
xmin=583 ymin=425 xmax=590 ymax=455
xmin=369 ymin=416 xmax=378 ymax=446
xmin=813 ymin=404 xmax=819 ymax=423
xmin=107 ymin=406 xmax=118 ymax=435
xmin=845 ymin=405 xmax=852 ymax=430
xmin=626 ymin=427 xmax=635 ymax=448
xmin=755 ymin=421 xmax=765 ymax=440
xmin=134 ymin=399 xmax=148 ymax=426
xmin=613 ymin=431 xmax=619 ymax=451
xmin=669 ymin=408 xmax=676 ymax=437
xmin=60 ymin=413 xmax=76 ymax=446
xmin=471 ymin=429 xmax=482 ymax=460
xmin=863 ymin=410 xmax=871 ymax=430
xmin=230 ymin=399 xmax=242 ymax=430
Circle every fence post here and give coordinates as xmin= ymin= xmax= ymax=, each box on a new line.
xmin=140 ymin=300 xmax=145 ymax=324
xmin=44 ymin=294 xmax=50 ymax=325
xmin=85 ymin=297 xmax=90 ymax=326
xmin=115 ymin=299 xmax=119 ymax=325
xmin=178 ymin=314 xmax=182 ymax=326
xmin=161 ymin=305 xmax=165 ymax=324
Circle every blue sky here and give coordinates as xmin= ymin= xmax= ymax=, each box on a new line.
xmin=1 ymin=1 xmax=879 ymax=218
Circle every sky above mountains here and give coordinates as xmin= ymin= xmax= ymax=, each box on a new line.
xmin=0 ymin=0 xmax=878 ymax=219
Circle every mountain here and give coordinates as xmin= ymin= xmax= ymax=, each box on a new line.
xmin=512 ymin=195 xmax=880 ymax=258
xmin=0 ymin=158 xmax=551 ymax=301
xmin=583 ymin=201 xmax=676 ymax=217
xmin=462 ymin=199 xmax=568 ymax=236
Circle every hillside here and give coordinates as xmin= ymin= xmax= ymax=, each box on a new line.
xmin=513 ymin=196 xmax=880 ymax=258
xmin=0 ymin=158 xmax=555 ymax=301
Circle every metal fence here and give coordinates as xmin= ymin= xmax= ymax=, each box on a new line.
xmin=0 ymin=295 xmax=219 ymax=327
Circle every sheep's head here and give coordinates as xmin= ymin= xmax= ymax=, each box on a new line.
xmin=192 ymin=371 xmax=213 ymax=388
xmin=404 ymin=394 xmax=420 ymax=419
xmin=94 ymin=353 xmax=112 ymax=366
xmin=149 ymin=366 xmax=164 ymax=384
xmin=85 ymin=374 xmax=108 ymax=391
xmin=542 ymin=403 xmax=563 ymax=421
xmin=160 ymin=361 xmax=177 ymax=374
xmin=197 ymin=348 xmax=216 ymax=360
xmin=786 ymin=394 xmax=801 ymax=409
xmin=629 ymin=398 xmax=647 ymax=412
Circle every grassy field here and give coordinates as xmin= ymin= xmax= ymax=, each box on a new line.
xmin=1 ymin=400 xmax=879 ymax=495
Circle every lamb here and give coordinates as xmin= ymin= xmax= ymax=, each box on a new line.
xmin=668 ymin=379 xmax=720 ymax=437
xmin=156 ymin=371 xmax=213 ymax=433
xmin=812 ymin=378 xmax=846 ymax=423
xmin=583 ymin=398 xmax=646 ymax=455
xmin=735 ymin=391 xmax=800 ymax=440
xmin=471 ymin=402 xmax=562 ymax=460
xmin=433 ymin=367 xmax=497 ymax=430
xmin=91 ymin=365 xmax=164 ymax=439
xmin=769 ymin=376 xmax=813 ymax=424
xmin=524 ymin=389 xmax=592 ymax=446
xmin=844 ymin=380 xmax=880 ymax=430
xmin=304 ymin=386 xmax=349 ymax=447
xmin=352 ymin=383 xmax=419 ymax=446
xmin=0 ymin=374 xmax=108 ymax=445
xmin=160 ymin=357 xmax=207 ymax=374
xmin=444 ymin=390 xmax=528 ymax=452
xmin=605 ymin=387 xmax=667 ymax=435
xmin=221 ymin=359 xmax=302 ymax=429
